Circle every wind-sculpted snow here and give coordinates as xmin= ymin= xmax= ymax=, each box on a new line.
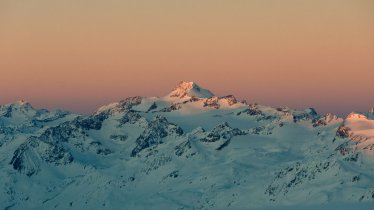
xmin=1 ymin=82 xmax=374 ymax=210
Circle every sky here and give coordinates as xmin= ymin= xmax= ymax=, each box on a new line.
xmin=1 ymin=0 xmax=374 ymax=116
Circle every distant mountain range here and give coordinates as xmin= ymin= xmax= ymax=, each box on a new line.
xmin=1 ymin=81 xmax=374 ymax=210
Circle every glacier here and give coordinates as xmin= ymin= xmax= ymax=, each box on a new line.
xmin=1 ymin=81 xmax=374 ymax=209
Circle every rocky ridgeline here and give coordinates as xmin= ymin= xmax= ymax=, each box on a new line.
xmin=1 ymin=82 xmax=374 ymax=209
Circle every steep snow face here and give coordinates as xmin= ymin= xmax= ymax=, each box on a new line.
xmin=0 ymin=101 xmax=37 ymax=121
xmin=166 ymin=81 xmax=214 ymax=99
xmin=330 ymin=112 xmax=374 ymax=177
xmin=0 ymin=101 xmax=75 ymax=140
xmin=338 ymin=112 xmax=374 ymax=153
xmin=344 ymin=113 xmax=374 ymax=138
xmin=1 ymin=84 xmax=374 ymax=210
xmin=0 ymin=101 xmax=71 ymax=124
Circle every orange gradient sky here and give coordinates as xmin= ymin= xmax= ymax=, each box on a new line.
xmin=1 ymin=0 xmax=374 ymax=115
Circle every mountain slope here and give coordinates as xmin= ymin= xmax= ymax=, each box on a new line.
xmin=1 ymin=82 xmax=374 ymax=210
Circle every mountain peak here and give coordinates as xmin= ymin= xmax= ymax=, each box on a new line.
xmin=0 ymin=100 xmax=33 ymax=109
xmin=15 ymin=99 xmax=31 ymax=106
xmin=346 ymin=112 xmax=367 ymax=120
xmin=167 ymin=81 xmax=214 ymax=99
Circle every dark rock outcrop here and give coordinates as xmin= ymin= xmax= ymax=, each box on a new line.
xmin=131 ymin=116 xmax=184 ymax=157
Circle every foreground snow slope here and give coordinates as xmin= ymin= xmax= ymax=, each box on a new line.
xmin=1 ymin=81 xmax=374 ymax=210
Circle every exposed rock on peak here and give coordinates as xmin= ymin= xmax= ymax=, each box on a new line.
xmin=202 ymin=95 xmax=241 ymax=109
xmin=1 ymin=100 xmax=34 ymax=113
xmin=203 ymin=96 xmax=220 ymax=109
xmin=237 ymin=103 xmax=263 ymax=116
xmin=219 ymin=95 xmax=238 ymax=106
xmin=313 ymin=113 xmax=340 ymax=127
xmin=346 ymin=112 xmax=368 ymax=120
xmin=0 ymin=100 xmax=61 ymax=122
xmin=94 ymin=96 xmax=143 ymax=115
xmin=168 ymin=81 xmax=214 ymax=99
xmin=291 ymin=108 xmax=319 ymax=123
xmin=15 ymin=100 xmax=32 ymax=107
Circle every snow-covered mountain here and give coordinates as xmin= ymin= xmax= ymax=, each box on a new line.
xmin=167 ymin=81 xmax=214 ymax=99
xmin=1 ymin=81 xmax=374 ymax=210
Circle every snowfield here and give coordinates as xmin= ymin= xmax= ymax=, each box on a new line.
xmin=1 ymin=82 xmax=374 ymax=210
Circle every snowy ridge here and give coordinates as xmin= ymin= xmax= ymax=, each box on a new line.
xmin=1 ymin=81 xmax=374 ymax=210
